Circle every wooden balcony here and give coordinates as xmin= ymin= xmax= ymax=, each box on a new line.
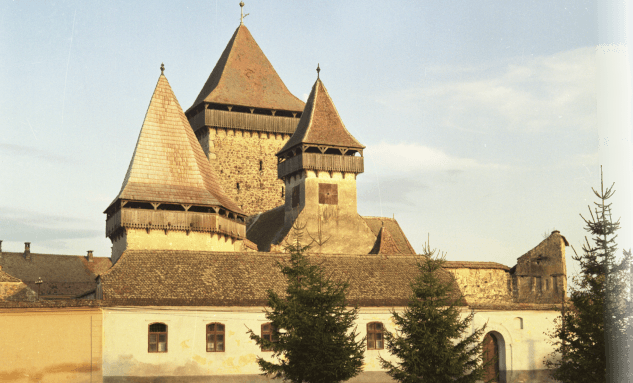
xmin=277 ymin=153 xmax=364 ymax=179
xmin=188 ymin=109 xmax=299 ymax=135
xmin=106 ymin=208 xmax=246 ymax=238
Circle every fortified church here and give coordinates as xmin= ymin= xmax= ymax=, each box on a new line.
xmin=0 ymin=5 xmax=568 ymax=383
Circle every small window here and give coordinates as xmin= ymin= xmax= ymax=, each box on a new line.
xmin=148 ymin=323 xmax=167 ymax=353
xmin=367 ymin=322 xmax=384 ymax=350
xmin=259 ymin=160 xmax=263 ymax=171
xmin=236 ymin=182 xmax=240 ymax=191
xmin=281 ymin=186 xmax=285 ymax=198
xmin=207 ymin=323 xmax=225 ymax=352
xmin=261 ymin=323 xmax=278 ymax=351
xmin=514 ymin=317 xmax=524 ymax=330
xmin=291 ymin=186 xmax=300 ymax=208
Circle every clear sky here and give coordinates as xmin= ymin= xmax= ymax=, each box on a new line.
xmin=1 ymin=1 xmax=622 ymax=277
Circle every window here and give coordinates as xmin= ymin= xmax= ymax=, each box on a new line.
xmin=291 ymin=186 xmax=300 ymax=207
xmin=261 ymin=323 xmax=277 ymax=351
xmin=148 ymin=323 xmax=167 ymax=353
xmin=259 ymin=160 xmax=263 ymax=171
xmin=367 ymin=322 xmax=384 ymax=350
xmin=318 ymin=183 xmax=338 ymax=205
xmin=207 ymin=323 xmax=225 ymax=352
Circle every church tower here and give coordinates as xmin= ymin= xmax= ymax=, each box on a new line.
xmin=105 ymin=65 xmax=252 ymax=264
xmin=275 ymin=69 xmax=377 ymax=253
xmin=185 ymin=5 xmax=305 ymax=216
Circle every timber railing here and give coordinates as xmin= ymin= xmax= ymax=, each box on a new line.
xmin=106 ymin=209 xmax=246 ymax=238
xmin=189 ymin=109 xmax=300 ymax=135
xmin=278 ymin=153 xmax=364 ymax=179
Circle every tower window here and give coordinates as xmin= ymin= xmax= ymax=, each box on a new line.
xmin=236 ymin=182 xmax=240 ymax=191
xmin=259 ymin=160 xmax=263 ymax=171
xmin=281 ymin=186 xmax=285 ymax=198
xmin=319 ymin=183 xmax=338 ymax=205
xmin=292 ymin=186 xmax=300 ymax=208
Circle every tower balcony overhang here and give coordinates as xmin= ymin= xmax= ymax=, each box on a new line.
xmin=188 ymin=107 xmax=300 ymax=135
xmin=106 ymin=207 xmax=246 ymax=239
xmin=277 ymin=152 xmax=364 ymax=180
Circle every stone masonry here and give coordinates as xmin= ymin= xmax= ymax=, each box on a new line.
xmin=196 ymin=126 xmax=292 ymax=215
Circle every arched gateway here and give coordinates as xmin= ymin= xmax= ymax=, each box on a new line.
xmin=483 ymin=332 xmax=501 ymax=382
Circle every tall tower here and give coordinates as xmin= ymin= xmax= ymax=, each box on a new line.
xmin=186 ymin=17 xmax=305 ymax=216
xmin=105 ymin=66 xmax=251 ymax=263
xmin=275 ymin=72 xmax=377 ymax=253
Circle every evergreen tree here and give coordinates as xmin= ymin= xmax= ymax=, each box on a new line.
xmin=545 ymin=168 xmax=631 ymax=382
xmin=247 ymin=236 xmax=365 ymax=383
xmin=379 ymin=241 xmax=488 ymax=383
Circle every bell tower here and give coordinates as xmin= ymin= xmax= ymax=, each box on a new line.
xmin=276 ymin=68 xmax=376 ymax=253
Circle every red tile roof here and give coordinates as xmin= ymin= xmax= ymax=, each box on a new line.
xmin=279 ymin=79 xmax=364 ymax=155
xmin=189 ymin=25 xmax=305 ymax=113
xmin=369 ymin=226 xmax=402 ymax=255
xmin=108 ymin=72 xmax=242 ymax=214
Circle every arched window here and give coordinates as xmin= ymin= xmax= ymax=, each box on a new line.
xmin=514 ymin=317 xmax=523 ymax=330
xmin=206 ymin=323 xmax=225 ymax=352
xmin=148 ymin=323 xmax=167 ymax=353
xmin=367 ymin=322 xmax=384 ymax=350
xmin=261 ymin=322 xmax=277 ymax=351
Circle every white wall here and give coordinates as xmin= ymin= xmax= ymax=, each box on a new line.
xmin=102 ymin=306 xmax=560 ymax=378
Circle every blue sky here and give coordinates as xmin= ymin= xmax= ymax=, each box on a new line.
xmin=1 ymin=1 xmax=620 ymax=276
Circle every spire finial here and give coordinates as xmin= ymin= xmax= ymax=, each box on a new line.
xmin=316 ymin=63 xmax=320 ymax=79
xmin=240 ymin=2 xmax=249 ymax=25
xmin=160 ymin=63 xmax=165 ymax=75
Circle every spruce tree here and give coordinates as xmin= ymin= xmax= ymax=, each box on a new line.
xmin=545 ymin=168 xmax=631 ymax=382
xmin=247 ymin=237 xmax=365 ymax=383
xmin=379 ymin=241 xmax=488 ymax=383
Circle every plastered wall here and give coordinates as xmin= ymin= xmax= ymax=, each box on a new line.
xmin=102 ymin=307 xmax=558 ymax=382
xmin=0 ymin=308 xmax=103 ymax=383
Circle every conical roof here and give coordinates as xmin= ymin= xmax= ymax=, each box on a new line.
xmin=369 ymin=225 xmax=402 ymax=255
xmin=188 ymin=25 xmax=304 ymax=113
xmin=108 ymin=71 xmax=242 ymax=214
xmin=279 ymin=78 xmax=364 ymax=155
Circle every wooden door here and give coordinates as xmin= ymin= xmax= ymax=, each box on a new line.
xmin=483 ymin=332 xmax=499 ymax=382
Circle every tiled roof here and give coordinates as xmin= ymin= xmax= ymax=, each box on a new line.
xmin=109 ymin=72 xmax=242 ymax=214
xmin=369 ymin=226 xmax=402 ymax=254
xmin=189 ymin=25 xmax=304 ymax=113
xmin=100 ymin=250 xmax=463 ymax=307
xmin=363 ymin=217 xmax=416 ymax=255
xmin=443 ymin=261 xmax=510 ymax=271
xmin=0 ymin=252 xmax=111 ymax=297
xmin=279 ymin=79 xmax=364 ymax=155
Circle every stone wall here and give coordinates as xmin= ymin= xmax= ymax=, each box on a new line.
xmin=446 ymin=267 xmax=513 ymax=305
xmin=197 ymin=127 xmax=291 ymax=216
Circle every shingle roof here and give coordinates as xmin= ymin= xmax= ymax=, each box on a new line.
xmin=369 ymin=226 xmax=402 ymax=255
xmin=363 ymin=217 xmax=416 ymax=255
xmin=0 ymin=268 xmax=21 ymax=283
xmin=188 ymin=25 xmax=305 ymax=114
xmin=100 ymin=250 xmax=463 ymax=307
xmin=278 ymin=79 xmax=364 ymax=155
xmin=0 ymin=252 xmax=111 ymax=297
xmin=108 ymin=72 xmax=242 ymax=214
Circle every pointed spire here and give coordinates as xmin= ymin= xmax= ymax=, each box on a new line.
xmin=188 ymin=24 xmax=304 ymax=114
xmin=369 ymin=226 xmax=402 ymax=255
xmin=278 ymin=76 xmax=364 ymax=155
xmin=108 ymin=71 xmax=242 ymax=214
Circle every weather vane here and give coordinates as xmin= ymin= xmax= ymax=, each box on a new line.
xmin=240 ymin=2 xmax=249 ymax=25
xmin=160 ymin=63 xmax=165 ymax=74
xmin=317 ymin=63 xmax=320 ymax=79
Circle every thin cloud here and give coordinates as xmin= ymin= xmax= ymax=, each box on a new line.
xmin=366 ymin=142 xmax=504 ymax=174
xmin=0 ymin=143 xmax=73 ymax=164
xmin=380 ymin=47 xmax=596 ymax=134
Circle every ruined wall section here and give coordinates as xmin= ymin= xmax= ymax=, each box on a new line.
xmin=196 ymin=127 xmax=292 ymax=216
xmin=512 ymin=231 xmax=568 ymax=304
xmin=445 ymin=265 xmax=513 ymax=305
